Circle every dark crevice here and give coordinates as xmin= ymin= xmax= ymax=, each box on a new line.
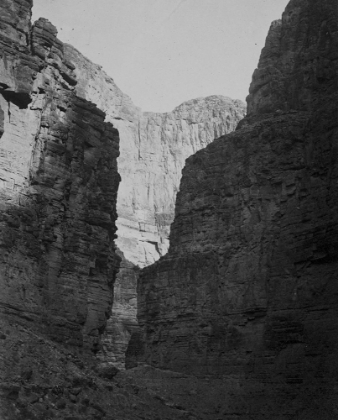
xmin=0 ymin=103 xmax=4 ymax=139
xmin=1 ymin=90 xmax=31 ymax=109
xmin=7 ymin=101 xmax=10 ymax=123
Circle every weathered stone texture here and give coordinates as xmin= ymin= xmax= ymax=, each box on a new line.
xmin=117 ymin=96 xmax=246 ymax=267
xmin=97 ymin=250 xmax=140 ymax=368
xmin=0 ymin=13 xmax=121 ymax=350
xmin=64 ymin=44 xmax=246 ymax=368
xmin=247 ymin=0 xmax=338 ymax=115
xmin=0 ymin=2 xmax=247 ymax=418
xmin=0 ymin=0 xmax=32 ymax=47
xmin=0 ymin=5 xmax=121 ymax=418
xmin=64 ymin=43 xmax=141 ymax=123
xmin=61 ymin=51 xmax=245 ymax=268
xmin=138 ymin=0 xmax=338 ymax=417
xmin=106 ymin=97 xmax=245 ymax=368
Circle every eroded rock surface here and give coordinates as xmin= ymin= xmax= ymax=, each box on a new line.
xmin=6 ymin=0 xmax=337 ymax=417
xmin=0 ymin=11 xmax=121 ymax=351
xmin=0 ymin=1 xmax=247 ymax=418
xmin=138 ymin=0 xmax=338 ymax=417
xmin=64 ymin=43 xmax=246 ymax=368
xmin=62 ymin=46 xmax=245 ymax=267
xmin=110 ymin=96 xmax=245 ymax=367
xmin=0 ymin=3 xmax=122 ymax=418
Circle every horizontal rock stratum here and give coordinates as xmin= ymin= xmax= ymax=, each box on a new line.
xmin=137 ymin=0 xmax=338 ymax=417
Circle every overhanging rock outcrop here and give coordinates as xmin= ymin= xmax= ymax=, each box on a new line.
xmin=137 ymin=0 xmax=338 ymax=417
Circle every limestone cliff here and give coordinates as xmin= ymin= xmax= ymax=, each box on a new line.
xmin=138 ymin=0 xmax=338 ymax=417
xmin=63 ymin=43 xmax=246 ymax=368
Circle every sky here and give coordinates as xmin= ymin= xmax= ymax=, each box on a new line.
xmin=32 ymin=0 xmax=289 ymax=113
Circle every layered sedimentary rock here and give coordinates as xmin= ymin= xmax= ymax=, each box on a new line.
xmin=0 ymin=11 xmax=121 ymax=352
xmin=63 ymin=44 xmax=245 ymax=266
xmin=62 ymin=42 xmax=246 ymax=367
xmin=105 ymin=96 xmax=245 ymax=367
xmin=115 ymin=95 xmax=246 ymax=267
xmin=0 ymin=1 xmax=249 ymax=418
xmin=0 ymin=3 xmax=123 ymax=418
xmin=138 ymin=0 xmax=338 ymax=417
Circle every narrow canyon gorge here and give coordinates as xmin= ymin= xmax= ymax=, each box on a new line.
xmin=63 ymin=37 xmax=245 ymax=369
xmin=0 ymin=0 xmax=338 ymax=419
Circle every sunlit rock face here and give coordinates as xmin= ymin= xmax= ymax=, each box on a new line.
xmin=137 ymin=0 xmax=338 ymax=417
xmin=108 ymin=97 xmax=245 ymax=367
xmin=64 ymin=42 xmax=246 ymax=368
xmin=0 ymin=2 xmax=248 ymax=418
xmin=62 ymin=46 xmax=245 ymax=269
xmin=115 ymin=95 xmax=246 ymax=268
xmin=110 ymin=96 xmax=245 ymax=367
xmin=3 ymin=0 xmax=338 ymax=418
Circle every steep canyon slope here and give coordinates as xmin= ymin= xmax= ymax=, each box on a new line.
xmin=0 ymin=1 xmax=246 ymax=418
xmin=105 ymin=96 xmax=245 ymax=367
xmin=0 ymin=2 xmax=146 ymax=419
xmin=62 ymin=46 xmax=245 ymax=269
xmin=0 ymin=5 xmax=122 ymax=353
xmin=0 ymin=3 xmax=205 ymax=420
xmin=4 ymin=0 xmax=336 ymax=418
xmin=138 ymin=0 xmax=338 ymax=417
xmin=63 ymin=43 xmax=245 ymax=368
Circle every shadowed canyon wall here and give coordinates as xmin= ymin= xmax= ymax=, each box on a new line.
xmin=0 ymin=2 xmax=124 ymax=417
xmin=62 ymin=44 xmax=246 ymax=367
xmin=105 ymin=96 xmax=245 ymax=368
xmin=3 ymin=0 xmax=337 ymax=418
xmin=0 ymin=2 xmax=248 ymax=418
xmin=137 ymin=0 xmax=338 ymax=417
xmin=0 ymin=2 xmax=121 ymax=351
xmin=0 ymin=3 xmax=201 ymax=420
